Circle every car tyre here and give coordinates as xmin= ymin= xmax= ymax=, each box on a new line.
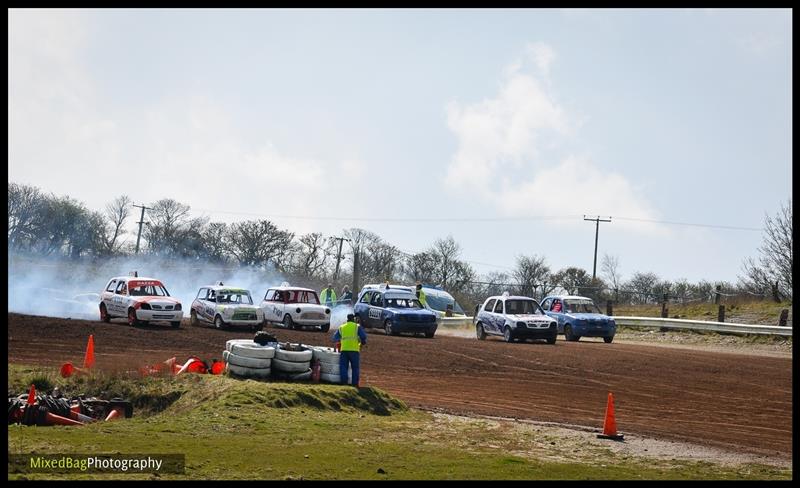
xmin=424 ymin=331 xmax=435 ymax=338
xmin=215 ymin=315 xmax=225 ymax=330
xmin=603 ymin=336 xmax=614 ymax=344
xmin=190 ymin=310 xmax=199 ymax=327
xmin=546 ymin=334 xmax=557 ymax=345
xmin=503 ymin=326 xmax=514 ymax=343
xmin=127 ymin=308 xmax=139 ymax=327
xmin=476 ymin=323 xmax=486 ymax=340
xmin=100 ymin=304 xmax=110 ymax=323
xmin=283 ymin=314 xmax=294 ymax=330
xmin=320 ymin=322 xmax=330 ymax=333
xmin=171 ymin=321 xmax=181 ymax=329
xmin=384 ymin=319 xmax=396 ymax=336
xmin=565 ymin=325 xmax=580 ymax=342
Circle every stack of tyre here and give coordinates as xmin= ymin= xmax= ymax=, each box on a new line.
xmin=223 ymin=339 xmax=275 ymax=379
xmin=311 ymin=346 xmax=351 ymax=384
xmin=271 ymin=343 xmax=313 ymax=381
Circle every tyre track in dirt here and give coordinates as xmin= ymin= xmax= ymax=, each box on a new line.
xmin=7 ymin=313 xmax=792 ymax=459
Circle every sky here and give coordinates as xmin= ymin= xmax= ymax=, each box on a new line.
xmin=8 ymin=8 xmax=793 ymax=284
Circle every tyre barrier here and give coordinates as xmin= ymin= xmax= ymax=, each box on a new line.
xmin=272 ymin=368 xmax=313 ymax=381
xmin=319 ymin=360 xmax=340 ymax=375
xmin=311 ymin=346 xmax=339 ymax=364
xmin=320 ymin=372 xmax=351 ymax=384
xmin=230 ymin=342 xmax=276 ymax=359
xmin=226 ymin=339 xmax=255 ymax=351
xmin=227 ymin=362 xmax=271 ymax=379
xmin=275 ymin=345 xmax=313 ymax=363
xmin=222 ymin=350 xmax=272 ymax=369
xmin=271 ymin=357 xmax=311 ymax=373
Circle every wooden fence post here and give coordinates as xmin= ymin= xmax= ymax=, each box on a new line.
xmin=714 ymin=285 xmax=722 ymax=305
xmin=718 ymin=304 xmax=725 ymax=323
xmin=606 ymin=300 xmax=613 ymax=316
xmin=661 ymin=293 xmax=668 ymax=318
xmin=779 ymin=309 xmax=789 ymax=327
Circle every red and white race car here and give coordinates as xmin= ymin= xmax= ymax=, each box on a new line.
xmin=99 ymin=273 xmax=183 ymax=328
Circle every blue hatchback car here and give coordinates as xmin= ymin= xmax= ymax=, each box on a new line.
xmin=353 ymin=287 xmax=438 ymax=338
xmin=541 ymin=295 xmax=616 ymax=343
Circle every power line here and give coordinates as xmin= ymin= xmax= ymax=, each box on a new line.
xmin=613 ymin=216 xmax=763 ymax=232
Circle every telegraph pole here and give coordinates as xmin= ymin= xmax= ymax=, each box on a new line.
xmin=133 ymin=204 xmax=153 ymax=254
xmin=584 ymin=215 xmax=611 ymax=280
xmin=330 ymin=236 xmax=351 ymax=281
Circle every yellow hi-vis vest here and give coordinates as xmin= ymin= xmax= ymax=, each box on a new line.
xmin=417 ymin=289 xmax=427 ymax=307
xmin=339 ymin=321 xmax=361 ymax=352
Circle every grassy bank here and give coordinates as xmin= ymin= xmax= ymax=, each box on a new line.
xmin=7 ymin=365 xmax=791 ymax=480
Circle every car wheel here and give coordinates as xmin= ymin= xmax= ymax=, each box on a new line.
xmin=546 ymin=334 xmax=557 ymax=345
xmin=171 ymin=321 xmax=181 ymax=329
xmin=476 ymin=323 xmax=486 ymax=341
xmin=424 ymin=331 xmax=435 ymax=338
xmin=215 ymin=315 xmax=225 ymax=330
xmin=503 ymin=326 xmax=513 ymax=343
xmin=384 ymin=319 xmax=395 ymax=336
xmin=603 ymin=335 xmax=614 ymax=344
xmin=283 ymin=314 xmax=294 ymax=330
xmin=190 ymin=310 xmax=199 ymax=327
xmin=320 ymin=322 xmax=330 ymax=333
xmin=99 ymin=304 xmax=110 ymax=323
xmin=565 ymin=325 xmax=580 ymax=342
xmin=127 ymin=308 xmax=138 ymax=327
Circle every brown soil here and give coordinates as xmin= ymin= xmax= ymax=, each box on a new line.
xmin=7 ymin=313 xmax=792 ymax=461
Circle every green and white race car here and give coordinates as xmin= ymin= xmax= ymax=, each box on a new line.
xmin=190 ymin=282 xmax=264 ymax=331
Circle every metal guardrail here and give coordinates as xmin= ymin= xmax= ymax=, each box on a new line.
xmin=613 ymin=316 xmax=792 ymax=337
xmin=439 ymin=316 xmax=474 ymax=327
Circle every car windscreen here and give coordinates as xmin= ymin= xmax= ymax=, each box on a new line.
xmin=423 ymin=292 xmax=466 ymax=314
xmin=564 ymin=299 xmax=601 ymax=314
xmin=504 ymin=299 xmax=544 ymax=315
xmin=130 ymin=285 xmax=170 ymax=297
xmin=217 ymin=291 xmax=253 ymax=304
xmin=385 ymin=297 xmax=423 ymax=309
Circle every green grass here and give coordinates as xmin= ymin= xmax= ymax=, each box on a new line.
xmin=7 ymin=365 xmax=791 ymax=480
xmin=613 ymin=300 xmax=792 ymax=326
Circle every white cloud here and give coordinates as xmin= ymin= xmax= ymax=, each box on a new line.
xmin=736 ymin=32 xmax=781 ymax=55
xmin=444 ymin=43 xmax=660 ymax=234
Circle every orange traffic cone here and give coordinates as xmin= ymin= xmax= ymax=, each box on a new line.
xmin=44 ymin=411 xmax=85 ymax=426
xmin=83 ymin=335 xmax=95 ymax=369
xmin=68 ymin=405 xmax=95 ymax=423
xmin=597 ymin=392 xmax=624 ymax=440
xmin=105 ymin=406 xmax=125 ymax=421
xmin=60 ymin=362 xmax=89 ymax=378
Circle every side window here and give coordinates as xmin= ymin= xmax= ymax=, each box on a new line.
xmin=370 ymin=293 xmax=383 ymax=306
xmin=541 ymin=298 xmax=552 ymax=311
xmin=494 ymin=300 xmax=504 ymax=314
xmin=484 ymin=299 xmax=496 ymax=312
xmin=196 ymin=288 xmax=207 ymax=300
xmin=208 ymin=290 xmax=216 ymax=302
xmin=360 ymin=291 xmax=372 ymax=304
xmin=106 ymin=280 xmax=117 ymax=292
xmin=552 ymin=299 xmax=562 ymax=312
xmin=275 ymin=291 xmax=284 ymax=302
xmin=264 ymin=290 xmax=276 ymax=301
xmin=115 ymin=281 xmax=127 ymax=295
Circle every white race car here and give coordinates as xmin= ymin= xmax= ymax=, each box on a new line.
xmin=260 ymin=284 xmax=331 ymax=332
xmin=190 ymin=283 xmax=264 ymax=331
xmin=99 ymin=274 xmax=183 ymax=328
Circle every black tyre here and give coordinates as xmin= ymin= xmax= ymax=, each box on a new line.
xmin=503 ymin=326 xmax=514 ymax=343
xmin=546 ymin=334 xmax=557 ymax=345
xmin=384 ymin=319 xmax=396 ymax=336
xmin=283 ymin=314 xmax=294 ymax=330
xmin=215 ymin=315 xmax=225 ymax=330
xmin=127 ymin=308 xmax=139 ymax=327
xmin=171 ymin=321 xmax=181 ymax=329
xmin=320 ymin=322 xmax=330 ymax=333
xmin=424 ymin=331 xmax=435 ymax=338
xmin=190 ymin=310 xmax=199 ymax=327
xmin=564 ymin=325 xmax=580 ymax=342
xmin=476 ymin=323 xmax=486 ymax=341
xmin=603 ymin=336 xmax=614 ymax=344
xmin=99 ymin=304 xmax=110 ymax=323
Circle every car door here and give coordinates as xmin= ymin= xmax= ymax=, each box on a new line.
xmin=368 ymin=292 xmax=384 ymax=328
xmin=480 ymin=299 xmax=496 ymax=334
xmin=102 ymin=279 xmax=117 ymax=316
xmin=270 ymin=290 xmax=286 ymax=322
xmin=492 ymin=299 xmax=505 ymax=333
xmin=354 ymin=291 xmax=371 ymax=326
xmin=112 ymin=280 xmax=129 ymax=317
xmin=549 ymin=298 xmax=566 ymax=333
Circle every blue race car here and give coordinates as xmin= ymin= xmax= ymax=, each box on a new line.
xmin=353 ymin=286 xmax=438 ymax=338
xmin=541 ymin=295 xmax=616 ymax=343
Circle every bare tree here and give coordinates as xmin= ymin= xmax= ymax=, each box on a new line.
xmin=600 ymin=254 xmax=622 ymax=291
xmin=625 ymin=271 xmax=660 ymax=304
xmin=513 ymin=254 xmax=551 ymax=297
xmin=144 ymin=199 xmax=191 ymax=255
xmin=292 ymin=232 xmax=334 ymax=279
xmin=200 ymin=222 xmax=229 ymax=262
xmin=8 ymin=182 xmax=46 ymax=249
xmin=225 ymin=219 xmax=294 ymax=269
xmin=101 ymin=195 xmax=132 ymax=255
xmin=552 ymin=267 xmax=592 ymax=295
xmin=740 ymin=200 xmax=792 ymax=301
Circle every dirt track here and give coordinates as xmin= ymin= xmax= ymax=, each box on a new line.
xmin=7 ymin=313 xmax=792 ymax=460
